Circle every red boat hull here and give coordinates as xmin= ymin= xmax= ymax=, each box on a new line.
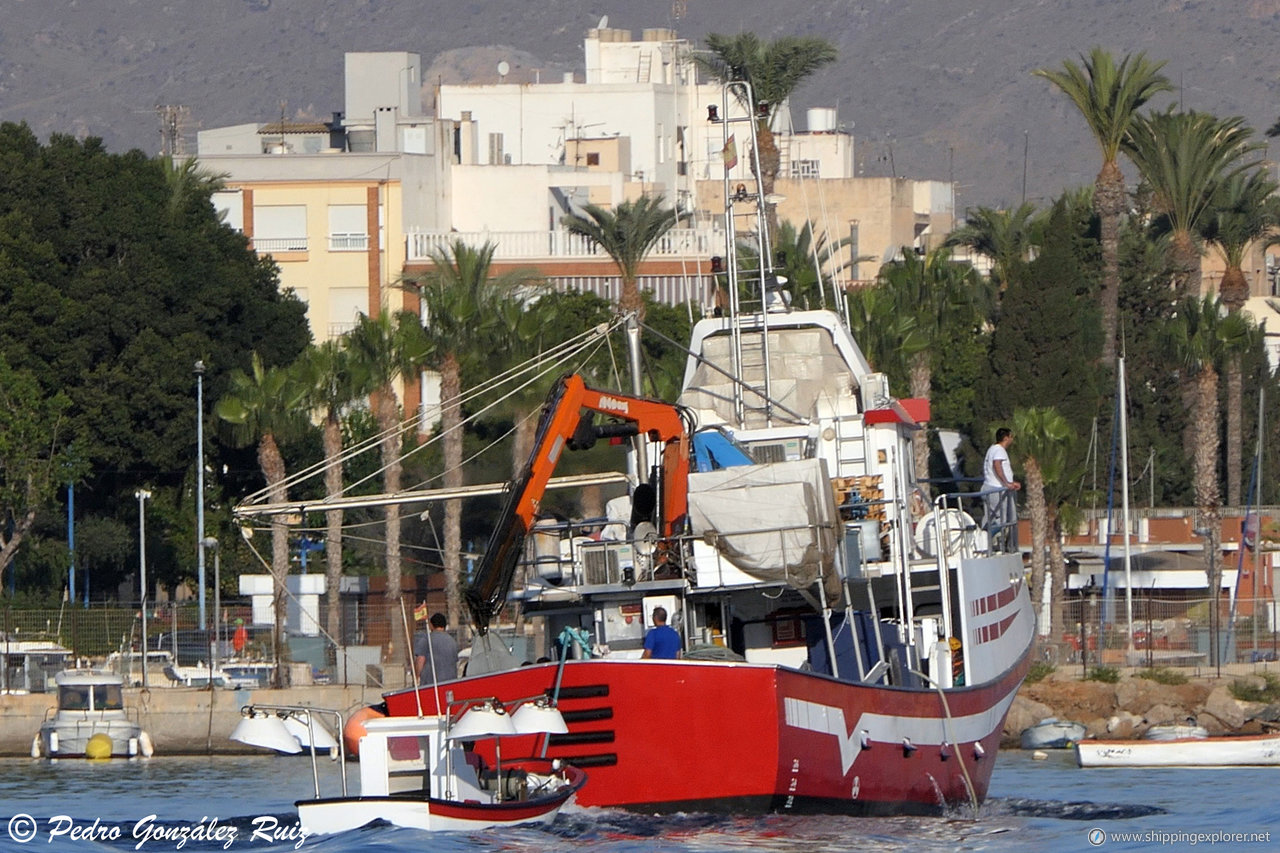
xmin=385 ymin=651 xmax=1029 ymax=814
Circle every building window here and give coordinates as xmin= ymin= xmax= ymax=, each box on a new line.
xmin=488 ymin=133 xmax=505 ymax=165
xmin=327 ymin=204 xmax=369 ymax=251
xmin=586 ymin=152 xmax=600 ymax=166
xmin=790 ymin=160 xmax=820 ymax=179
xmin=252 ymin=205 xmax=307 ymax=252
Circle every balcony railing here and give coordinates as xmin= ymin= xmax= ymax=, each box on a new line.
xmin=251 ymin=236 xmax=308 ymax=253
xmin=328 ymin=233 xmax=370 ymax=251
xmin=406 ymin=227 xmax=726 ymax=263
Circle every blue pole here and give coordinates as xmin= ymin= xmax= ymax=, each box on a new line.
xmin=67 ymin=483 xmax=75 ymax=606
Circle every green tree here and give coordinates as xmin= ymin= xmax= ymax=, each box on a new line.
xmin=943 ymin=202 xmax=1045 ymax=292
xmin=698 ymin=33 xmax=837 ymax=237
xmin=296 ymin=339 xmax=372 ymax=638
xmin=346 ymin=310 xmax=429 ymax=635
xmin=1013 ymin=406 xmax=1075 ymax=639
xmin=560 ymin=195 xmax=684 ymax=323
xmin=980 ymin=195 xmax=1102 ymax=437
xmin=1035 ymin=48 xmax=1172 ymax=368
xmin=1198 ymin=168 xmax=1280 ymax=505
xmin=1124 ymin=109 xmax=1263 ymax=299
xmin=0 ymin=356 xmax=83 ymax=588
xmin=0 ymin=124 xmax=309 ymax=595
xmin=1164 ymin=297 xmax=1255 ymax=666
xmin=873 ymin=247 xmax=989 ymax=484
xmin=413 ymin=240 xmax=537 ymax=631
xmin=214 ymin=352 xmax=310 ymax=686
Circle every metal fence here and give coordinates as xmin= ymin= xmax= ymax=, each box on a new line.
xmin=1034 ymin=595 xmax=1280 ymax=672
xmin=0 ymin=599 xmax=455 ymax=692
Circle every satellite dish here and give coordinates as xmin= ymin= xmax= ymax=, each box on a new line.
xmin=597 ymin=14 xmax=608 ymax=28
xmin=497 ymin=60 xmax=510 ymax=80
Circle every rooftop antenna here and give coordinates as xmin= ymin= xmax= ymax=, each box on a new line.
xmin=497 ymin=60 xmax=509 ymax=82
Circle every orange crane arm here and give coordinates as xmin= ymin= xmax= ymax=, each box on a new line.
xmin=465 ymin=374 xmax=691 ymax=632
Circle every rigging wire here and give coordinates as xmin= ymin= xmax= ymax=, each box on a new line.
xmin=237 ymin=318 xmax=624 ymax=507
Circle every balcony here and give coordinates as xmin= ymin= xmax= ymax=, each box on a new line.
xmin=251 ymin=236 xmax=308 ymax=253
xmin=328 ymin=233 xmax=370 ymax=251
xmin=406 ymin=227 xmax=726 ymax=263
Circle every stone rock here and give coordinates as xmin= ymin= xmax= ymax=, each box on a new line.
xmin=1143 ymin=703 xmax=1184 ymax=726
xmin=1254 ymin=702 xmax=1280 ymax=723
xmin=1114 ymin=678 xmax=1147 ymax=712
xmin=1084 ymin=717 xmax=1111 ymax=738
xmin=1203 ymin=686 xmax=1248 ymax=730
xmin=1005 ymin=695 xmax=1056 ymax=739
xmin=1106 ymin=710 xmax=1143 ymax=738
xmin=1196 ymin=711 xmax=1228 ymax=736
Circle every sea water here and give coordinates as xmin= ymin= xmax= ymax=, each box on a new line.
xmin=0 ymin=750 xmax=1276 ymax=852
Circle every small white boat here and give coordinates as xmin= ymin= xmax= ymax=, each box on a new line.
xmin=1075 ymin=732 xmax=1280 ymax=767
xmin=33 ymin=670 xmax=154 ymax=758
xmin=1143 ymin=722 xmax=1208 ymax=741
xmin=232 ymin=698 xmax=586 ymax=834
xmin=1021 ymin=717 xmax=1087 ymax=750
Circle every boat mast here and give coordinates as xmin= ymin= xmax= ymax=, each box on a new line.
xmin=715 ymin=80 xmax=777 ymax=428
xmin=1120 ymin=356 xmax=1134 ymax=655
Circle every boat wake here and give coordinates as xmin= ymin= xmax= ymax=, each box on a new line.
xmin=988 ymin=797 xmax=1167 ymax=821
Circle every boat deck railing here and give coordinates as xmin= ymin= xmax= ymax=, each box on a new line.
xmin=925 ymin=479 xmax=1020 ymax=559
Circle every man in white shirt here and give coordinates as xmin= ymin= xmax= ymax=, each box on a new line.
xmin=982 ymin=427 xmax=1020 ymax=548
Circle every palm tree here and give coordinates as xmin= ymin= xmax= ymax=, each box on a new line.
xmin=414 ymin=240 xmax=539 ymax=631
xmin=296 ymin=339 xmax=372 ymax=638
xmin=1164 ymin=297 xmax=1255 ymax=666
xmin=698 ymin=33 xmax=837 ymax=237
xmin=215 ymin=352 xmax=309 ymax=687
xmin=943 ymin=202 xmax=1045 ymax=292
xmin=560 ymin=194 xmax=684 ymax=323
xmin=1035 ymin=49 xmax=1171 ymax=368
xmin=346 ymin=311 xmax=430 ymax=654
xmin=160 ymin=156 xmax=227 ymax=221
xmin=1198 ymin=168 xmax=1280 ymax=505
xmin=874 ymin=247 xmax=989 ymax=484
xmin=1124 ymin=109 xmax=1263 ymax=299
xmin=736 ymin=220 xmax=856 ymax=311
xmin=1012 ymin=406 xmax=1075 ymax=638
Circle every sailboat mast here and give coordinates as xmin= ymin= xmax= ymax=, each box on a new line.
xmin=1119 ymin=356 xmax=1134 ymax=654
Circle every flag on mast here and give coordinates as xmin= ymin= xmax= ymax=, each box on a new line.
xmin=722 ymin=134 xmax=738 ymax=170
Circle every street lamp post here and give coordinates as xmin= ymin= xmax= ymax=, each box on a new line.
xmin=195 ymin=360 xmax=207 ymax=630
xmin=135 ymin=490 xmax=151 ymax=689
xmin=201 ymin=537 xmax=221 ymax=678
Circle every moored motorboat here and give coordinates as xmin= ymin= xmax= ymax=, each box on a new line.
xmin=1021 ymin=717 xmax=1087 ymax=750
xmin=33 ymin=670 xmax=154 ymax=758
xmin=1075 ymin=732 xmax=1280 ymax=767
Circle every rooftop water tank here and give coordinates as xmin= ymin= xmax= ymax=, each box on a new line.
xmin=807 ymin=107 xmax=838 ymax=133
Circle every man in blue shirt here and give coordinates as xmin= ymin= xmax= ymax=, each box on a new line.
xmin=642 ymin=606 xmax=681 ymax=659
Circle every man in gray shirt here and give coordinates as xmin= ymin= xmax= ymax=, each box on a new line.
xmin=413 ymin=612 xmax=459 ymax=685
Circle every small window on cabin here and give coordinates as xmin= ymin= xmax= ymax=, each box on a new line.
xmin=94 ymin=684 xmax=124 ymax=711
xmin=586 ymin=152 xmax=600 ymax=166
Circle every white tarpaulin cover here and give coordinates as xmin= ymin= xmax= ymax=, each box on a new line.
xmin=687 ymin=458 xmax=838 ymax=587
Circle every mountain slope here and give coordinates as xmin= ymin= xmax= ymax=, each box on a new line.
xmin=2 ymin=0 xmax=1277 ymax=208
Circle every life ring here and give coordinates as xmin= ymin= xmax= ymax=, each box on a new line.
xmin=343 ymin=704 xmax=387 ymax=758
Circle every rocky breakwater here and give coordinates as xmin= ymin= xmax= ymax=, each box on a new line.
xmin=1003 ymin=672 xmax=1280 ymax=747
